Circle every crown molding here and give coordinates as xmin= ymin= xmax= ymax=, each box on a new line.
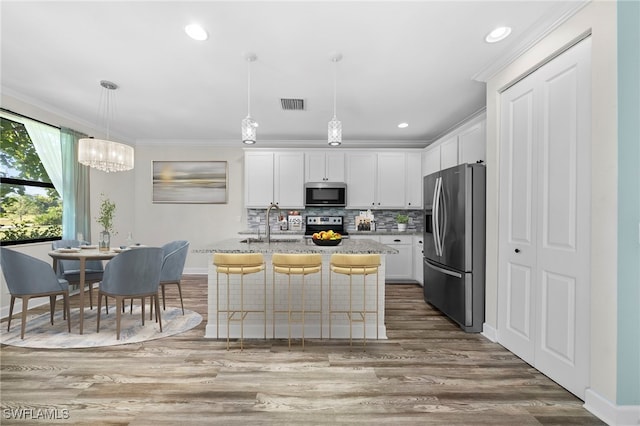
xmin=472 ymin=0 xmax=590 ymax=83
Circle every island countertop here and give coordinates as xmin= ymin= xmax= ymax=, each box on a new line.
xmin=197 ymin=238 xmax=398 ymax=255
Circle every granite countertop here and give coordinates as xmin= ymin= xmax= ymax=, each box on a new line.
xmin=195 ymin=238 xmax=398 ymax=255
xmin=238 ymin=229 xmax=423 ymax=236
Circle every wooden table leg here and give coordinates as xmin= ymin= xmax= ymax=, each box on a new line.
xmin=79 ymin=257 xmax=86 ymax=334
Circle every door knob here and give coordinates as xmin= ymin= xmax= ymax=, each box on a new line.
xmin=515 ymin=248 xmax=520 ymax=253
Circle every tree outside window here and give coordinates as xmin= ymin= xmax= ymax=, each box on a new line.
xmin=1 ymin=116 xmax=62 ymax=245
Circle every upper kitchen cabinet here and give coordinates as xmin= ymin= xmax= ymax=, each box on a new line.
xmin=422 ymin=145 xmax=441 ymax=176
xmin=405 ymin=152 xmax=423 ymax=209
xmin=245 ymin=151 xmax=305 ymax=208
xmin=346 ymin=152 xmax=377 ymax=208
xmin=457 ymin=121 xmax=486 ymax=165
xmin=346 ymin=151 xmax=406 ymax=209
xmin=422 ymin=112 xmax=486 ymax=175
xmin=305 ymin=151 xmax=345 ymax=182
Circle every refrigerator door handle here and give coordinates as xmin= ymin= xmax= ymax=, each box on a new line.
xmin=432 ymin=177 xmax=441 ymax=256
xmin=433 ymin=177 xmax=443 ymax=256
xmin=424 ymin=258 xmax=462 ymax=278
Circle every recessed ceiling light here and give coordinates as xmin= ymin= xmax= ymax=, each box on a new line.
xmin=485 ymin=26 xmax=512 ymax=43
xmin=185 ymin=24 xmax=208 ymax=41
xmin=398 ymin=122 xmax=409 ymax=128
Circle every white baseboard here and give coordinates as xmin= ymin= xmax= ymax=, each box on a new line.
xmin=184 ymin=267 xmax=208 ymax=275
xmin=482 ymin=322 xmax=498 ymax=342
xmin=584 ymin=388 xmax=640 ymax=426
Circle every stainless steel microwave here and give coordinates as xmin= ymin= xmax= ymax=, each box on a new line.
xmin=304 ymin=182 xmax=347 ymax=207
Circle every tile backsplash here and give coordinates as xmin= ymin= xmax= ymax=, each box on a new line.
xmin=247 ymin=208 xmax=423 ymax=232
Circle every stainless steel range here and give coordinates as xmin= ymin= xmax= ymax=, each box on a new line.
xmin=304 ymin=215 xmax=349 ymax=238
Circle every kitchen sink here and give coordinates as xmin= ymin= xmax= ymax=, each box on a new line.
xmin=239 ymin=238 xmax=300 ymax=243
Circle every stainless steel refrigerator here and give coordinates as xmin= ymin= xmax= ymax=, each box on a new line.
xmin=423 ymin=163 xmax=485 ymax=332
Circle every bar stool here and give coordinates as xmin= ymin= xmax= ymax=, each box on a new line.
xmin=272 ymin=253 xmax=323 ymax=350
xmin=329 ymin=253 xmax=381 ymax=350
xmin=213 ymin=253 xmax=266 ymax=350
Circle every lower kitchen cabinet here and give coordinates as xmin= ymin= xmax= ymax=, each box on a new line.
xmin=380 ymin=235 xmax=413 ymax=281
xmin=413 ymin=235 xmax=424 ymax=286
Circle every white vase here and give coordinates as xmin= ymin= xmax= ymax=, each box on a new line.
xmin=397 ymin=223 xmax=407 ymax=232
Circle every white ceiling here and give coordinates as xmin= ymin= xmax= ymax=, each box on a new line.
xmin=1 ymin=1 xmax=585 ymax=148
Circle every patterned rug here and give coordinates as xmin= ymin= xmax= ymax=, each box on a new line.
xmin=0 ymin=305 xmax=202 ymax=349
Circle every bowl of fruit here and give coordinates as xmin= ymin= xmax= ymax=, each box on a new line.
xmin=311 ymin=230 xmax=342 ymax=246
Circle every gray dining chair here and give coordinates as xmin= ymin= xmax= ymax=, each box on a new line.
xmin=52 ymin=239 xmax=104 ymax=309
xmin=159 ymin=240 xmax=189 ymax=314
xmin=96 ymin=247 xmax=163 ymax=339
xmin=0 ymin=247 xmax=71 ymax=339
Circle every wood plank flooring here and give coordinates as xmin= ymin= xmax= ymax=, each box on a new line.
xmin=1 ymin=276 xmax=604 ymax=425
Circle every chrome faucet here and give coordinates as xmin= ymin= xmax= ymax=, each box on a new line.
xmin=265 ymin=202 xmax=280 ymax=243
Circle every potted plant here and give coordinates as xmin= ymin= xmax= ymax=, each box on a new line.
xmin=96 ymin=194 xmax=116 ymax=251
xmin=395 ymin=214 xmax=409 ymax=232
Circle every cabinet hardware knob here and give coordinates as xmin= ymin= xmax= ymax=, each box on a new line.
xmin=515 ymin=248 xmax=520 ymax=253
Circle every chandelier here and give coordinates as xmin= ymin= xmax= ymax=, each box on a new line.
xmin=241 ymin=53 xmax=258 ymax=144
xmin=328 ymin=52 xmax=343 ymax=146
xmin=78 ymin=80 xmax=134 ymax=173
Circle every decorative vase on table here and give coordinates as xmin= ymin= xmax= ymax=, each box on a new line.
xmin=99 ymin=230 xmax=110 ymax=252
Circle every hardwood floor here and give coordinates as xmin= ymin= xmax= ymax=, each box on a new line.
xmin=1 ymin=276 xmax=603 ymax=425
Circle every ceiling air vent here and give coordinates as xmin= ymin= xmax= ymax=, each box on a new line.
xmin=280 ymin=98 xmax=305 ymax=111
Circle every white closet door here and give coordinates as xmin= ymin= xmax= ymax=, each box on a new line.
xmin=533 ymin=37 xmax=591 ymax=399
xmin=498 ymin=37 xmax=591 ymax=399
xmin=498 ymin=79 xmax=538 ymax=365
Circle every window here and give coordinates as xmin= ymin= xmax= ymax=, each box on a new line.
xmin=1 ymin=112 xmax=62 ymax=245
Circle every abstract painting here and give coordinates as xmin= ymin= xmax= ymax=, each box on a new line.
xmin=152 ymin=161 xmax=228 ymax=204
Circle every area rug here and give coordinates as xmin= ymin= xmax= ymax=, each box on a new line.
xmin=0 ymin=305 xmax=202 ymax=349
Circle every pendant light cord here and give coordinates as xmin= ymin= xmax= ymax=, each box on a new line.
xmin=247 ymin=58 xmax=251 ymax=117
xmin=332 ymin=59 xmax=337 ymax=119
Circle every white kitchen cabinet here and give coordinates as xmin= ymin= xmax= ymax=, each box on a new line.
xmin=376 ymin=153 xmax=406 ymax=208
xmin=458 ymin=121 xmax=486 ymax=165
xmin=422 ymin=145 xmax=440 ymax=177
xmin=346 ymin=152 xmax=377 ymax=208
xmin=440 ymin=136 xmax=459 ymax=170
xmin=405 ymin=152 xmax=423 ymax=209
xmin=274 ymin=152 xmax=305 ymax=208
xmin=346 ymin=152 xmax=406 ymax=209
xmin=245 ymin=151 xmax=304 ymax=208
xmin=245 ymin=151 xmax=274 ymax=207
xmin=413 ymin=235 xmax=424 ymax=286
xmin=305 ymin=151 xmax=345 ymax=182
xmin=380 ymin=235 xmax=413 ymax=280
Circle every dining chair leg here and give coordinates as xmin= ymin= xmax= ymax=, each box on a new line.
xmin=116 ymin=296 xmax=123 ymax=340
xmin=97 ymin=292 xmax=103 ymax=333
xmin=20 ymin=296 xmax=29 ymax=340
xmin=64 ymin=292 xmax=71 ymax=333
xmin=49 ymin=295 xmax=56 ymax=325
xmin=177 ymin=282 xmax=184 ymax=315
xmin=161 ymin=285 xmax=167 ymax=310
xmin=88 ymin=283 xmax=93 ymax=310
xmin=141 ymin=298 xmax=146 ymax=326
xmin=7 ymin=296 xmax=15 ymax=332
xmin=154 ymin=295 xmax=163 ymax=332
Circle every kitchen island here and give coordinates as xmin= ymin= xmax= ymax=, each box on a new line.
xmin=200 ymin=238 xmax=397 ymax=341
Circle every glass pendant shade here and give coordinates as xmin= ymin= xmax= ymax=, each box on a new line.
xmin=328 ymin=116 xmax=342 ymax=146
xmin=241 ymin=115 xmax=257 ymax=145
xmin=78 ymin=138 xmax=134 ymax=172
xmin=78 ymin=80 xmax=134 ymax=172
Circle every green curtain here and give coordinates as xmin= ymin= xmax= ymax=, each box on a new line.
xmin=60 ymin=127 xmax=91 ymax=241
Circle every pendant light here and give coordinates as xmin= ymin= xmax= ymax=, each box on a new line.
xmin=241 ymin=53 xmax=258 ymax=144
xmin=78 ymin=80 xmax=134 ymax=172
xmin=328 ymin=52 xmax=343 ymax=146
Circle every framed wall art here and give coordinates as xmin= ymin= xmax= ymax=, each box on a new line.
xmin=152 ymin=161 xmax=228 ymax=204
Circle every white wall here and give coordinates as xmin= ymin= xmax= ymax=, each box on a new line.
xmin=484 ymin=0 xmax=618 ymax=403
xmin=131 ymin=143 xmax=246 ymax=273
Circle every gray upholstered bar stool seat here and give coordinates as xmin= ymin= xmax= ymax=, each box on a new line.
xmin=213 ymin=253 xmax=266 ymax=350
xmin=329 ymin=253 xmax=381 ymax=350
xmin=272 ymin=253 xmax=323 ymax=350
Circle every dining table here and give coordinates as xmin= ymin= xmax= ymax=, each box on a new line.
xmin=48 ymin=247 xmax=120 ymax=334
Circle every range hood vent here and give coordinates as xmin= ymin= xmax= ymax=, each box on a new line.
xmin=280 ymin=98 xmax=305 ymax=111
